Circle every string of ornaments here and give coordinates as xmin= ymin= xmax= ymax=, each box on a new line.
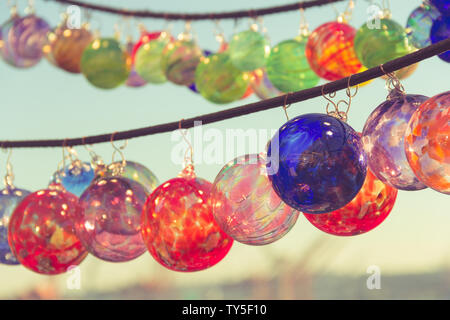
xmin=0 ymin=0 xmax=448 ymax=275
xmin=0 ymin=0 xmax=449 ymax=103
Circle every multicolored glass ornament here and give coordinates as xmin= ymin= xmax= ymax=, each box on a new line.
xmin=267 ymin=36 xmax=319 ymax=92
xmin=76 ymin=176 xmax=148 ymax=262
xmin=228 ymin=29 xmax=270 ymax=71
xmin=430 ymin=16 xmax=450 ymax=63
xmin=142 ymin=165 xmax=233 ymax=272
xmin=430 ymin=0 xmax=450 ymax=16
xmin=406 ymin=3 xmax=441 ymax=49
xmin=354 ymin=18 xmax=417 ymax=79
xmin=304 ymin=170 xmax=398 ymax=236
xmin=211 ymin=153 xmax=300 ymax=245
xmin=195 ymin=52 xmax=250 ymax=104
xmin=134 ymin=33 xmax=171 ymax=84
xmin=267 ymin=113 xmax=367 ymax=214
xmin=51 ymin=161 xmax=95 ymax=197
xmin=125 ymin=40 xmax=147 ymax=88
xmin=161 ymin=39 xmax=202 ymax=86
xmin=362 ymin=90 xmax=429 ymax=190
xmin=405 ymin=91 xmax=450 ymax=195
xmin=250 ymin=68 xmax=282 ymax=100
xmin=0 ymin=14 xmax=50 ymax=68
xmin=8 ymin=183 xmax=87 ymax=274
xmin=130 ymin=31 xmax=162 ymax=59
xmin=189 ymin=49 xmax=212 ymax=93
xmin=0 ymin=186 xmax=30 ymax=265
xmin=80 ymin=37 xmax=131 ymax=89
xmin=306 ymin=22 xmax=362 ymax=81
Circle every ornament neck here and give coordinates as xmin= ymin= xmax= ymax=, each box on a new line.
xmin=178 ymin=164 xmax=196 ymax=180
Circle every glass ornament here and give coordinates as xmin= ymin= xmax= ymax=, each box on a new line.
xmin=0 ymin=186 xmax=30 ymax=265
xmin=362 ymin=90 xmax=429 ymax=190
xmin=306 ymin=22 xmax=362 ymax=81
xmin=51 ymin=161 xmax=95 ymax=197
xmin=406 ymin=4 xmax=441 ymax=49
xmin=0 ymin=14 xmax=50 ymax=68
xmin=267 ymin=37 xmax=319 ymax=92
xmin=76 ymin=176 xmax=148 ymax=262
xmin=240 ymin=84 xmax=254 ymax=100
xmin=430 ymin=16 xmax=450 ymax=63
xmin=189 ymin=49 xmax=212 ymax=93
xmin=141 ymin=166 xmax=233 ymax=272
xmin=80 ymin=38 xmax=131 ymax=89
xmin=430 ymin=0 xmax=450 ymax=15
xmin=161 ymin=39 xmax=203 ymax=86
xmin=250 ymin=68 xmax=283 ymax=100
xmin=125 ymin=41 xmax=147 ymax=88
xmin=304 ymin=170 xmax=398 ymax=236
xmin=134 ymin=34 xmax=171 ymax=84
xmin=8 ymin=183 xmax=87 ymax=274
xmin=130 ymin=31 xmax=162 ymax=60
xmin=195 ymin=52 xmax=250 ymax=104
xmin=405 ymin=91 xmax=450 ymax=195
xmin=228 ymin=29 xmax=270 ymax=71
xmin=267 ymin=113 xmax=367 ymax=214
xmin=354 ymin=18 xmax=417 ymax=79
xmin=211 ymin=153 xmax=300 ymax=245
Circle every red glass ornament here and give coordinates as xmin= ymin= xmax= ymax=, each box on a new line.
xmin=141 ymin=165 xmax=233 ymax=272
xmin=306 ymin=22 xmax=362 ymax=81
xmin=8 ymin=184 xmax=87 ymax=274
xmin=304 ymin=170 xmax=398 ymax=236
xmin=131 ymin=31 xmax=162 ymax=64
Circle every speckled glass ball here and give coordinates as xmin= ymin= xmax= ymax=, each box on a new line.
xmin=250 ymin=68 xmax=283 ymax=100
xmin=362 ymin=90 xmax=429 ymax=190
xmin=142 ymin=169 xmax=233 ymax=272
xmin=306 ymin=22 xmax=362 ymax=81
xmin=76 ymin=177 xmax=148 ymax=262
xmin=8 ymin=184 xmax=87 ymax=274
xmin=0 ymin=186 xmax=31 ymax=265
xmin=430 ymin=16 xmax=450 ymax=63
xmin=135 ymin=34 xmax=171 ymax=84
xmin=405 ymin=91 xmax=450 ymax=195
xmin=228 ymin=29 xmax=270 ymax=71
xmin=267 ymin=37 xmax=319 ymax=92
xmin=406 ymin=4 xmax=441 ymax=49
xmin=195 ymin=52 xmax=249 ymax=104
xmin=80 ymin=38 xmax=131 ymax=89
xmin=267 ymin=113 xmax=367 ymax=214
xmin=430 ymin=0 xmax=450 ymax=16
xmin=161 ymin=39 xmax=202 ymax=86
xmin=304 ymin=170 xmax=398 ymax=236
xmin=354 ymin=18 xmax=417 ymax=78
xmin=212 ymin=153 xmax=300 ymax=245
xmin=51 ymin=161 xmax=95 ymax=197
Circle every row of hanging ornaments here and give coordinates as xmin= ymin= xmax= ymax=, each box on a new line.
xmin=0 ymin=64 xmax=448 ymax=275
xmin=0 ymin=0 xmax=449 ymax=103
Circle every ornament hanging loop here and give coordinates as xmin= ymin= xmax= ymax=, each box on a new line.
xmin=380 ymin=64 xmax=406 ymax=98
xmin=2 ymin=147 xmax=15 ymax=188
xmin=82 ymin=137 xmax=105 ymax=173
xmin=282 ymin=93 xmax=292 ymax=121
xmin=178 ymin=119 xmax=195 ymax=178
xmin=213 ymin=19 xmax=226 ymax=46
xmin=298 ymin=8 xmax=309 ymax=37
xmin=321 ymin=76 xmax=357 ymax=123
xmin=110 ymin=132 xmax=127 ymax=171
xmin=25 ymin=0 xmax=35 ymax=15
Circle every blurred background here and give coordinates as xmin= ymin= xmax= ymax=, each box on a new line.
xmin=0 ymin=0 xmax=450 ymax=299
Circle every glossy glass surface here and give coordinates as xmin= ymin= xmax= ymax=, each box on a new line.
xmin=250 ymin=68 xmax=283 ymax=100
xmin=51 ymin=161 xmax=95 ymax=197
xmin=406 ymin=4 xmax=441 ymax=49
xmin=228 ymin=30 xmax=270 ymax=71
xmin=430 ymin=0 xmax=450 ymax=15
xmin=135 ymin=35 xmax=171 ymax=84
xmin=430 ymin=16 xmax=450 ymax=63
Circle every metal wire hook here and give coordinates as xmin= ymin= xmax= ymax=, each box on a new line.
xmin=110 ymin=132 xmax=127 ymax=167
xmin=178 ymin=119 xmax=194 ymax=166
xmin=282 ymin=93 xmax=292 ymax=121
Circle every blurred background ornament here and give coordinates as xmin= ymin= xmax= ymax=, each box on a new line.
xmin=267 ymin=36 xmax=319 ymax=92
xmin=429 ymin=0 xmax=450 ymax=16
xmin=362 ymin=89 xmax=429 ymax=190
xmin=406 ymin=2 xmax=441 ymax=49
xmin=76 ymin=176 xmax=148 ymax=262
xmin=142 ymin=165 xmax=233 ymax=272
xmin=304 ymin=169 xmax=398 ymax=236
xmin=51 ymin=160 xmax=95 ymax=197
xmin=212 ymin=153 xmax=300 ymax=245
xmin=125 ymin=40 xmax=147 ymax=88
xmin=195 ymin=52 xmax=249 ymax=104
xmin=405 ymin=91 xmax=450 ymax=195
xmin=228 ymin=28 xmax=270 ymax=71
xmin=130 ymin=30 xmax=162 ymax=59
xmin=267 ymin=113 xmax=367 ymax=214
xmin=306 ymin=22 xmax=362 ymax=81
xmin=430 ymin=15 xmax=450 ymax=63
xmin=250 ymin=68 xmax=283 ymax=100
xmin=8 ymin=183 xmax=87 ymax=274
xmin=189 ymin=49 xmax=212 ymax=93
xmin=80 ymin=37 xmax=131 ymax=89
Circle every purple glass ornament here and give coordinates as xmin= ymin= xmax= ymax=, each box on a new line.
xmin=250 ymin=68 xmax=282 ymax=100
xmin=362 ymin=90 xmax=429 ymax=190
xmin=430 ymin=15 xmax=450 ymax=63
xmin=430 ymin=0 xmax=450 ymax=16
xmin=125 ymin=41 xmax=147 ymax=88
xmin=189 ymin=50 xmax=212 ymax=93
xmin=75 ymin=176 xmax=148 ymax=262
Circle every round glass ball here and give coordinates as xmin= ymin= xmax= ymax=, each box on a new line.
xmin=228 ymin=29 xmax=270 ymax=71
xmin=406 ymin=4 xmax=441 ymax=49
xmin=135 ymin=34 xmax=171 ymax=84
xmin=430 ymin=15 xmax=450 ymax=63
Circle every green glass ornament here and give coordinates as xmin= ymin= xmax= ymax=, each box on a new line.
xmin=160 ymin=39 xmax=202 ymax=86
xmin=266 ymin=37 xmax=319 ymax=92
xmin=134 ymin=36 xmax=171 ymax=84
xmin=195 ymin=53 xmax=250 ymax=104
xmin=354 ymin=18 xmax=416 ymax=69
xmin=80 ymin=38 xmax=130 ymax=89
xmin=228 ymin=30 xmax=270 ymax=71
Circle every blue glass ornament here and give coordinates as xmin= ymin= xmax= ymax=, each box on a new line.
xmin=51 ymin=161 xmax=95 ymax=196
xmin=0 ymin=186 xmax=31 ymax=265
xmin=266 ymin=113 xmax=367 ymax=214
xmin=430 ymin=15 xmax=450 ymax=63
xmin=406 ymin=4 xmax=441 ymax=48
xmin=430 ymin=0 xmax=450 ymax=16
xmin=189 ymin=50 xmax=212 ymax=93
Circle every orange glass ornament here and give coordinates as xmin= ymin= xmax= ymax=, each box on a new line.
xmin=306 ymin=22 xmax=362 ymax=81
